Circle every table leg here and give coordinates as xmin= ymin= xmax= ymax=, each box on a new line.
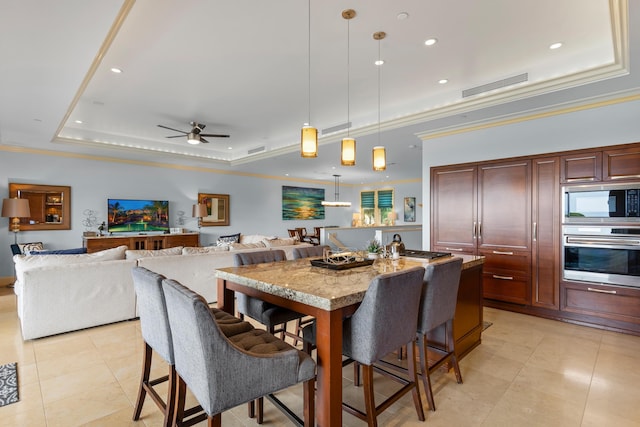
xmin=217 ymin=278 xmax=235 ymax=314
xmin=314 ymin=308 xmax=343 ymax=427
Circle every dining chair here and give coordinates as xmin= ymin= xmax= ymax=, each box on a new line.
xmin=162 ymin=277 xmax=316 ymax=427
xmin=416 ymin=257 xmax=464 ymax=411
xmin=302 ymin=266 xmax=426 ymax=426
xmin=131 ymin=266 xmax=255 ymax=426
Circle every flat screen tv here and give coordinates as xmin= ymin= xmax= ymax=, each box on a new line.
xmin=107 ymin=199 xmax=169 ymax=233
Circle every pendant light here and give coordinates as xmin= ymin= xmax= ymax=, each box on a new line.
xmin=340 ymin=9 xmax=356 ymax=166
xmin=373 ymin=31 xmax=387 ymax=171
xmin=322 ymin=174 xmax=351 ymax=207
xmin=301 ymin=0 xmax=318 ymax=158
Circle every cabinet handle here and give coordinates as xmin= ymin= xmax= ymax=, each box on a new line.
xmin=473 ymin=222 xmax=477 ymax=239
xmin=587 ymin=287 xmax=617 ymax=295
xmin=492 ymin=250 xmax=514 ymax=255
xmin=493 ymin=275 xmax=513 ymax=280
xmin=445 ymin=247 xmax=464 ymax=252
xmin=533 ymin=222 xmax=537 ymax=241
xmin=478 ymin=222 xmax=482 ymax=240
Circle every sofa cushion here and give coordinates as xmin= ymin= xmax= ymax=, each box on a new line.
xmin=262 ymin=237 xmax=297 ymax=247
xmin=182 ymin=246 xmax=229 ymax=255
xmin=125 ymin=246 xmax=183 ymax=260
xmin=229 ymin=242 xmax=267 ymax=250
xmin=240 ymin=234 xmax=276 ymax=244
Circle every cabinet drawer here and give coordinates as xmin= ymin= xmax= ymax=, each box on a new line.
xmin=479 ymin=249 xmax=531 ymax=275
xmin=432 ymin=245 xmax=476 ymax=256
xmin=483 ymin=273 xmax=530 ymax=305
xmin=561 ymin=282 xmax=640 ymax=324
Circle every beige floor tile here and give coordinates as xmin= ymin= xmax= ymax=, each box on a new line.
xmin=39 ymin=360 xmax=118 ymax=404
xmin=584 ymin=375 xmax=640 ymax=424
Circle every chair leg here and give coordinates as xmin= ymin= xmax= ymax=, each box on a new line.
xmin=256 ymin=397 xmax=264 ymax=424
xmin=208 ymin=414 xmax=222 ymax=427
xmin=417 ymin=333 xmax=436 ymax=411
xmin=303 ymin=378 xmax=315 ymax=427
xmin=173 ymin=375 xmax=187 ymax=427
xmin=353 ymin=361 xmax=361 ymax=387
xmin=406 ymin=340 xmax=425 ymax=421
xmin=133 ymin=342 xmax=152 ymax=420
xmin=447 ymin=319 xmax=463 ymax=384
xmin=362 ymin=365 xmax=378 ymax=427
xmin=165 ymin=365 xmax=177 ymax=427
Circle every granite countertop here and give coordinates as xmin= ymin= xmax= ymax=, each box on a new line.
xmin=216 ymin=254 xmax=484 ymax=311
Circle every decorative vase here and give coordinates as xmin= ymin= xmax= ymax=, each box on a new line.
xmin=367 ymin=252 xmax=378 ymax=260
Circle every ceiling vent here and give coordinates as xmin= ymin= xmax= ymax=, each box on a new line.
xmin=247 ymin=146 xmax=266 ymax=155
xmin=321 ymin=122 xmax=351 ymax=136
xmin=462 ymin=73 xmax=528 ymax=98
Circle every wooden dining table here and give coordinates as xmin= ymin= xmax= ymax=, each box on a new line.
xmin=216 ymin=254 xmax=484 ymax=426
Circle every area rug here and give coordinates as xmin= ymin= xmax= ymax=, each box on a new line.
xmin=0 ymin=362 xmax=19 ymax=407
xmin=482 ymin=321 xmax=493 ymax=331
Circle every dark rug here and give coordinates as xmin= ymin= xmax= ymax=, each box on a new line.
xmin=482 ymin=321 xmax=493 ymax=331
xmin=0 ymin=362 xmax=19 ymax=407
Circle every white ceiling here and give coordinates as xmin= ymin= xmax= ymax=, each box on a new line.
xmin=1 ymin=0 xmax=637 ymax=185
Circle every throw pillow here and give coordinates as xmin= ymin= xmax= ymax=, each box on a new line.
xmin=125 ymin=246 xmax=184 ymax=260
xmin=217 ymin=233 xmax=241 ymax=246
xmin=240 ymin=234 xmax=276 ymax=244
xmin=18 ymin=242 xmax=44 ymax=255
xmin=262 ymin=237 xmax=296 ymax=247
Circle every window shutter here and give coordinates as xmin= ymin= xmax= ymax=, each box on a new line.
xmin=377 ymin=190 xmax=393 ymax=208
xmin=361 ymin=191 xmax=375 ymax=208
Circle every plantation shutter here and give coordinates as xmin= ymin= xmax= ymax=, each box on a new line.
xmin=377 ymin=190 xmax=393 ymax=208
xmin=361 ymin=191 xmax=375 ymax=208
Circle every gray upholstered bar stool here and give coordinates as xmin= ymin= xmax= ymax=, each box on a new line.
xmin=302 ymin=267 xmax=426 ymax=426
xmin=162 ymin=278 xmax=316 ymax=427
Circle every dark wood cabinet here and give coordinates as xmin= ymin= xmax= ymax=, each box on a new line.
xmin=531 ymin=157 xmax=560 ymax=309
xmin=561 ymin=281 xmax=640 ymax=325
xmin=603 ymin=146 xmax=640 ymax=181
xmin=83 ymin=233 xmax=199 ymax=253
xmin=560 ymin=151 xmax=602 ymax=183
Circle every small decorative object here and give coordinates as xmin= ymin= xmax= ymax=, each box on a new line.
xmin=365 ymin=239 xmax=382 ymax=259
xmin=404 ymin=197 xmax=416 ymax=222
xmin=98 ymin=221 xmax=106 ymax=236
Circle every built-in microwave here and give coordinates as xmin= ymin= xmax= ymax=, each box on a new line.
xmin=563 ymin=184 xmax=640 ymax=223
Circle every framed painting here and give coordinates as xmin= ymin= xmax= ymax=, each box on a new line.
xmin=404 ymin=196 xmax=416 ymax=222
xmin=198 ymin=193 xmax=230 ymax=226
xmin=282 ymin=186 xmax=325 ymax=220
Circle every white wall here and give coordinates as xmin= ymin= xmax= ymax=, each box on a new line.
xmin=0 ymin=151 xmax=420 ymax=277
xmin=422 ymin=99 xmax=640 ymax=248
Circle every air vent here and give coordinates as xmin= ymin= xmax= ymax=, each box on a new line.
xmin=321 ymin=122 xmax=351 ymax=135
xmin=462 ymin=73 xmax=528 ymax=98
xmin=247 ymin=146 xmax=265 ymax=155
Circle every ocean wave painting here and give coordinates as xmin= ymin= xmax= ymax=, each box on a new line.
xmin=282 ymin=186 xmax=325 ymax=220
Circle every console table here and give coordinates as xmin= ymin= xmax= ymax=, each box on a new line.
xmin=82 ymin=233 xmax=199 ymax=253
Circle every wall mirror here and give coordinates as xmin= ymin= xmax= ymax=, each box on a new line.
xmin=198 ymin=193 xmax=229 ymax=226
xmin=9 ymin=183 xmax=71 ymax=231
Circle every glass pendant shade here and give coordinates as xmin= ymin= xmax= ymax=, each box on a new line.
xmin=300 ymin=125 xmax=318 ymax=157
xmin=372 ymin=146 xmax=386 ymax=171
xmin=341 ymin=137 xmax=356 ymax=166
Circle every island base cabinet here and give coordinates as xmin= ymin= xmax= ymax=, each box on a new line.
xmin=561 ymin=281 xmax=640 ymax=325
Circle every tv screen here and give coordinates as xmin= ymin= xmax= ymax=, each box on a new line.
xmin=107 ymin=199 xmax=169 ymax=233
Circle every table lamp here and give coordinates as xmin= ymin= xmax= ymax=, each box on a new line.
xmin=192 ymin=203 xmax=207 ymax=230
xmin=2 ymin=198 xmax=31 ymax=244
xmin=388 ymin=212 xmax=397 ymax=226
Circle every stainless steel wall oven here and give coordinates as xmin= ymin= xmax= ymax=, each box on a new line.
xmin=562 ymin=225 xmax=640 ymax=288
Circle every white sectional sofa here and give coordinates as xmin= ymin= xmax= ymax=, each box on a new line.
xmin=13 ymin=236 xmax=311 ymax=340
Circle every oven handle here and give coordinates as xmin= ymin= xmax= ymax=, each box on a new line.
xmin=565 ymin=236 xmax=640 ymax=246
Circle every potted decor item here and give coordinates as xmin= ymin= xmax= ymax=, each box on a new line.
xmin=365 ymin=239 xmax=382 ymax=259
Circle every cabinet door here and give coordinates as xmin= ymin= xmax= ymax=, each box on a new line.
xmin=603 ymin=146 xmax=640 ymax=181
xmin=431 ymin=165 xmax=477 ymax=253
xmin=531 ymin=157 xmax=560 ymax=309
xmin=478 ymin=160 xmax=531 ymax=251
xmin=560 ymin=152 xmax=602 ymax=183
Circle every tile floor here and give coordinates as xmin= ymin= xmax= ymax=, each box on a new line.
xmin=1 ymin=284 xmax=640 ymax=426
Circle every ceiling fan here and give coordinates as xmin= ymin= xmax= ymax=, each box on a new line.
xmin=157 ymin=121 xmax=230 ymax=144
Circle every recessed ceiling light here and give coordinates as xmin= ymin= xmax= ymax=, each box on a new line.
xmin=424 ymin=38 xmax=437 ymax=46
xmin=375 ymin=59 xmax=385 ymax=66
xmin=397 ymin=12 xmax=409 ymax=20
xmin=438 ymin=79 xmax=448 ymax=84
xmin=227 ymin=146 xmax=232 ymax=150
xmin=74 ymin=120 xmax=83 ymax=124
xmin=110 ymin=67 xmax=123 ymax=73
xmin=549 ymin=42 xmax=562 ymax=50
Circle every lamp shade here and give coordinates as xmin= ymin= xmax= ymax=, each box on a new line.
xmin=341 ymin=138 xmax=356 ymax=166
xmin=300 ymin=125 xmax=318 ymax=157
xmin=2 ymin=198 xmax=30 ymax=218
xmin=372 ymin=146 xmax=386 ymax=171
xmin=192 ymin=203 xmax=207 ymax=218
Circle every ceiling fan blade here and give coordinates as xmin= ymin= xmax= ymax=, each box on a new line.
xmin=157 ymin=124 xmax=187 ymax=134
xmin=165 ymin=135 xmax=184 ymax=138
xmin=200 ymin=137 xmax=210 ymax=143
xmin=200 ymin=133 xmax=230 ymax=138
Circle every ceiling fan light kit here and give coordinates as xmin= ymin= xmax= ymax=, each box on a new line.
xmin=158 ymin=121 xmax=229 ymax=145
